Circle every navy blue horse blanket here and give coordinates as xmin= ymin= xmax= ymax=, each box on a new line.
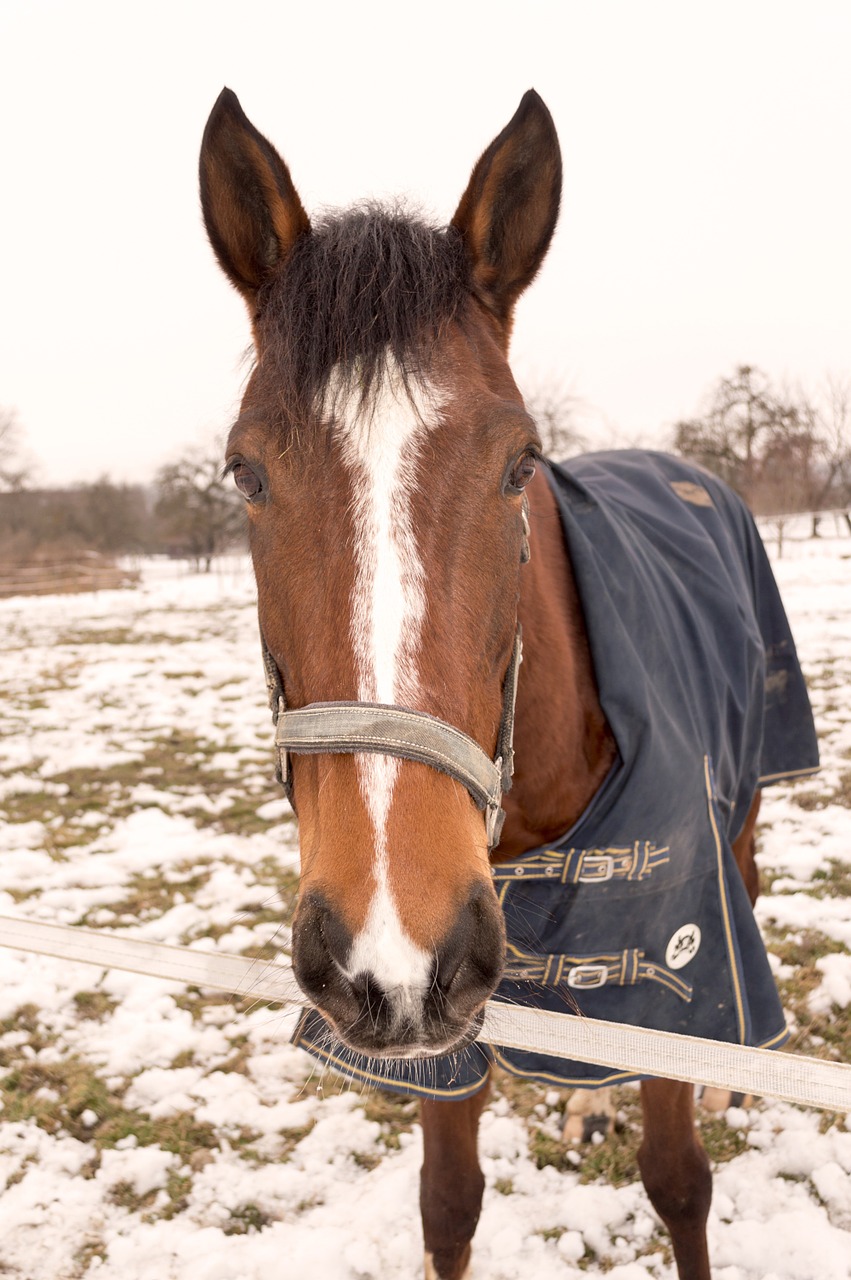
xmin=293 ymin=451 xmax=819 ymax=1097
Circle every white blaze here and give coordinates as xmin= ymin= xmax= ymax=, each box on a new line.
xmin=333 ymin=359 xmax=443 ymax=1007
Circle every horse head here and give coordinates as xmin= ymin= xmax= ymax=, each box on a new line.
xmin=199 ymin=89 xmax=561 ymax=1057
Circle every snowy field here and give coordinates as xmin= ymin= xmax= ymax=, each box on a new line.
xmin=1 ymin=527 xmax=850 ymax=1280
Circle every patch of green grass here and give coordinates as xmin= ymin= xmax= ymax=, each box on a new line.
xmin=528 ymin=1127 xmax=572 ymax=1172
xmin=762 ymin=925 xmax=851 ymax=1060
xmin=73 ymin=991 xmax=118 ymax=1021
xmin=0 ymin=777 xmax=107 ymax=859
xmin=213 ymin=1044 xmax=252 ymax=1075
xmin=81 ymin=864 xmax=213 ymax=927
xmin=55 ymin=628 xmax=136 ymax=647
xmin=810 ymin=1009 xmax=851 ymax=1063
xmin=1 ymin=1054 xmax=120 ymax=1138
xmin=212 ymin=794 xmax=295 ymax=837
xmin=1 ymin=1003 xmax=42 ymax=1039
xmin=700 ymin=1116 xmax=751 ymax=1164
xmin=223 ymin=1202 xmax=273 ymax=1235
xmin=809 ymin=861 xmax=851 ymax=898
xmin=172 ymin=990 xmax=255 ymax=1023
xmin=280 ymin=1121 xmax=317 ymax=1160
xmin=160 ymin=1172 xmax=194 ymax=1219
xmin=107 ymin=1179 xmax=160 ymax=1213
xmin=0 ymin=1048 xmax=222 ymax=1160
xmin=171 ymin=1050 xmax=196 ymax=1070
xmin=789 ymin=767 xmax=851 ymax=811
xmin=106 ymin=1168 xmax=202 ymax=1224
xmin=492 ymin=1069 xmax=565 ymax=1121
xmin=766 ymin=926 xmax=845 ymax=966
xmin=72 ymin=1238 xmax=108 ymax=1277
xmin=633 ymin=1237 xmax=674 ymax=1270
xmin=575 ymin=1244 xmax=600 ymax=1271
xmin=819 ymin=1111 xmax=849 ymax=1136
xmin=352 ymin=1149 xmax=383 ymax=1171
xmin=4 ymin=886 xmax=41 ymax=903
xmin=573 ymin=1123 xmax=642 ymax=1187
xmin=97 ymin=1109 xmax=221 ymax=1156
xmin=833 ymin=772 xmax=851 ymax=808
xmin=42 ymin=731 xmax=235 ymax=817
xmin=792 ymin=790 xmax=836 ymax=811
xmin=53 ymin=628 xmax=190 ymax=648
xmin=191 ymin=917 xmax=289 ymax=960
xmin=0 ymin=1004 xmax=57 ymax=1067
xmin=360 ymin=1091 xmax=417 ymax=1152
xmin=1 ymin=727 xmax=287 ymax=849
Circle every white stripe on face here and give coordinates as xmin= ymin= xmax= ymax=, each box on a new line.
xmin=333 ymin=358 xmax=444 ymax=1006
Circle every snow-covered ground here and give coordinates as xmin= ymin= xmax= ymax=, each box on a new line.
xmin=1 ymin=531 xmax=849 ymax=1280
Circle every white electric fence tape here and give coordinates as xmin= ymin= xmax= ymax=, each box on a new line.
xmin=2 ymin=915 xmax=849 ymax=1114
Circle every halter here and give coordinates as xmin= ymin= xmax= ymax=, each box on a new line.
xmin=260 ymin=495 xmax=530 ymax=849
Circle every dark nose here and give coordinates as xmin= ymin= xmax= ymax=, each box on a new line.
xmin=291 ymin=884 xmax=505 ymax=1056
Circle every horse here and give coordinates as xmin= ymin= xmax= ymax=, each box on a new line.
xmin=199 ymin=88 xmax=818 ymax=1280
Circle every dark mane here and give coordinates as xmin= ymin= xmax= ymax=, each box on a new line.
xmin=259 ymin=204 xmax=470 ymax=422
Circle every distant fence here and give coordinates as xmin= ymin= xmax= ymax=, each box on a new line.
xmin=756 ymin=507 xmax=851 ymax=555
xmin=0 ymin=554 xmax=140 ymax=598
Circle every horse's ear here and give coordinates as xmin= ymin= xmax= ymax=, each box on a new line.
xmin=199 ymin=88 xmax=310 ymax=310
xmin=451 ymin=90 xmax=561 ymax=333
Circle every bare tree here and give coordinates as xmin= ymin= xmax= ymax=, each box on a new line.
xmin=672 ymin=365 xmax=805 ymax=505
xmin=0 ymin=480 xmax=155 ymax=561
xmin=674 ymin=365 xmax=851 ymax=540
xmin=154 ymin=445 xmax=246 ymax=571
xmin=0 ymin=408 xmax=34 ymax=491
xmin=807 ymin=374 xmax=851 ymax=532
xmin=521 ymin=379 xmax=586 ymax=460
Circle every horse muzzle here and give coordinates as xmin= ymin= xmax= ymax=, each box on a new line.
xmin=290 ymin=884 xmax=505 ymax=1057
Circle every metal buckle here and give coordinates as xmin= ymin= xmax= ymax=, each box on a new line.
xmin=486 ymin=801 xmax=505 ymax=849
xmin=275 ymin=698 xmax=289 ymax=784
xmin=578 ymin=853 xmax=614 ymax=883
xmin=566 ymin=963 xmax=609 ymax=989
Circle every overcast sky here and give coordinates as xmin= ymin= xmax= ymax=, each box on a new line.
xmin=2 ymin=0 xmax=849 ymax=485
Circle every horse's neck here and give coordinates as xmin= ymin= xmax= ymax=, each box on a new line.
xmin=497 ymin=469 xmax=617 ymax=860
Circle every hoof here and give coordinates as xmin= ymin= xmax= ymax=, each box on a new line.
xmin=563 ymin=1110 xmax=613 ymax=1142
xmin=424 ymin=1252 xmax=470 ymax=1280
xmin=698 ymin=1086 xmax=754 ymax=1113
xmin=563 ymin=1086 xmax=615 ymax=1143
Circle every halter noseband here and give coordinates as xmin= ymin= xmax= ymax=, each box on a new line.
xmin=260 ymin=495 xmax=529 ymax=850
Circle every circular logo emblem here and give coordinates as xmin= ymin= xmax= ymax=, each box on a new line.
xmin=665 ymin=923 xmax=701 ymax=970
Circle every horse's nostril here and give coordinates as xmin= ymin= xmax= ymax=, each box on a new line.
xmin=291 ymin=891 xmax=352 ymax=1000
xmin=317 ymin=899 xmax=355 ymax=970
xmin=348 ymin=969 xmax=385 ymax=1008
xmin=435 ymin=882 xmax=505 ymax=1004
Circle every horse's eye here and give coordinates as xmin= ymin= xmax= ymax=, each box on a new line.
xmin=507 ymin=452 xmax=537 ymax=494
xmin=231 ymin=462 xmax=263 ymax=501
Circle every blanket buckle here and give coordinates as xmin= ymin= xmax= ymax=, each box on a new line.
xmin=578 ymin=853 xmax=614 ymax=883
xmin=566 ymin=963 xmax=609 ymax=989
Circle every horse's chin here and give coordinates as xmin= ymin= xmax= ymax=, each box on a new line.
xmin=322 ymin=1005 xmax=486 ymax=1061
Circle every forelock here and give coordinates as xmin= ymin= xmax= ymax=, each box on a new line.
xmin=257 ymin=203 xmax=470 ymax=428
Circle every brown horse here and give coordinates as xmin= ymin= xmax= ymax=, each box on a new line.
xmin=199 ymin=89 xmax=816 ymax=1280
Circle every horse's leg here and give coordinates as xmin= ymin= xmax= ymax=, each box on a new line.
xmin=731 ymin=789 xmax=761 ymax=907
xmin=637 ymin=1078 xmax=712 ymax=1280
xmin=420 ymin=1073 xmax=490 ymax=1280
